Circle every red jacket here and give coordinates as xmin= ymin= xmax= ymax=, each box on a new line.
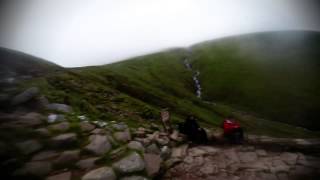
xmin=223 ymin=119 xmax=241 ymax=134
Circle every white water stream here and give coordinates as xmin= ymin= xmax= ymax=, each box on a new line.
xmin=183 ymin=59 xmax=202 ymax=98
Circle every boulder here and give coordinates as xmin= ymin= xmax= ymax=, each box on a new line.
xmin=11 ymin=87 xmax=39 ymax=106
xmin=47 ymin=114 xmax=65 ymax=123
xmin=51 ymin=133 xmax=77 ymax=147
xmin=112 ymin=152 xmax=145 ymax=174
xmin=46 ymin=172 xmax=71 ymax=180
xmin=82 ymin=166 xmax=116 ymax=180
xmin=112 ymin=122 xmax=128 ymax=131
xmin=76 ymin=157 xmax=99 ymax=170
xmin=32 ymin=151 xmax=59 ymax=161
xmin=127 ymin=141 xmax=144 ymax=152
xmin=109 ymin=146 xmax=128 ymax=160
xmin=14 ymin=161 xmax=52 ymax=177
xmin=144 ymin=153 xmax=162 ymax=177
xmin=35 ymin=128 xmax=51 ymax=136
xmin=146 ymin=143 xmax=161 ymax=154
xmin=80 ymin=122 xmax=95 ymax=132
xmin=16 ymin=140 xmax=42 ymax=155
xmin=114 ymin=129 xmax=131 ymax=143
xmin=85 ymin=135 xmax=112 ymax=155
xmin=46 ymin=103 xmax=72 ymax=113
xmin=49 ymin=122 xmax=70 ymax=132
xmin=91 ymin=128 xmax=107 ymax=135
xmin=15 ymin=112 xmax=44 ymax=127
xmin=53 ymin=150 xmax=80 ymax=166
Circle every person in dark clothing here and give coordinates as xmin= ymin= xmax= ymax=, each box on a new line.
xmin=179 ymin=115 xmax=208 ymax=144
xmin=222 ymin=116 xmax=244 ymax=144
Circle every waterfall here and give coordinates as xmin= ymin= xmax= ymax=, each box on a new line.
xmin=183 ymin=59 xmax=202 ymax=98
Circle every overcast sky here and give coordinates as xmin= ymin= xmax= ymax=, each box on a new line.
xmin=0 ymin=0 xmax=320 ymax=67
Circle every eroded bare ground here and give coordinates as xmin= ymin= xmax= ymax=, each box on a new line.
xmin=162 ymin=144 xmax=320 ymax=180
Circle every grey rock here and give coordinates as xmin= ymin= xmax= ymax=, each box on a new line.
xmin=49 ymin=122 xmax=70 ymax=132
xmin=256 ymin=149 xmax=268 ymax=157
xmin=47 ymin=114 xmax=65 ymax=123
xmin=146 ymin=143 xmax=161 ymax=154
xmin=112 ymin=152 xmax=145 ymax=174
xmin=14 ymin=161 xmax=52 ymax=177
xmin=160 ymin=146 xmax=171 ymax=160
xmin=16 ymin=140 xmax=42 ymax=155
xmin=127 ymin=141 xmax=144 ymax=152
xmin=164 ymin=158 xmax=182 ymax=169
xmin=46 ymin=171 xmax=71 ymax=180
xmin=109 ymin=146 xmax=128 ymax=160
xmin=280 ymin=152 xmax=298 ymax=165
xmin=32 ymin=151 xmax=59 ymax=161
xmin=112 ymin=122 xmax=128 ymax=131
xmin=91 ymin=128 xmax=107 ymax=135
xmin=76 ymin=157 xmax=99 ymax=170
xmin=82 ymin=166 xmax=116 ymax=180
xmin=238 ymin=152 xmax=258 ymax=163
xmin=156 ymin=136 xmax=170 ymax=146
xmin=15 ymin=112 xmax=44 ymax=127
xmin=85 ymin=135 xmax=112 ymax=155
xmin=53 ymin=150 xmax=80 ymax=166
xmin=188 ymin=147 xmax=207 ymax=157
xmin=171 ymin=144 xmax=188 ymax=158
xmin=120 ymin=176 xmax=148 ymax=180
xmin=36 ymin=95 xmax=49 ymax=109
xmin=80 ymin=122 xmax=95 ymax=132
xmin=271 ymin=159 xmax=290 ymax=173
xmin=144 ymin=153 xmax=162 ymax=176
xmin=47 ymin=103 xmax=72 ymax=113
xmin=11 ymin=87 xmax=39 ymax=106
xmin=35 ymin=128 xmax=51 ymax=136
xmin=51 ymin=133 xmax=77 ymax=147
xmin=114 ymin=129 xmax=131 ymax=143
xmin=200 ymin=163 xmax=219 ymax=175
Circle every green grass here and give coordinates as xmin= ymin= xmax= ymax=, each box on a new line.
xmin=5 ymin=31 xmax=320 ymax=138
xmin=191 ymin=31 xmax=320 ymax=130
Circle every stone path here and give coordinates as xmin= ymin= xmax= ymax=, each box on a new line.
xmin=163 ymin=145 xmax=320 ymax=180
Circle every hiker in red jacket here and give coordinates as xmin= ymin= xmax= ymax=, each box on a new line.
xmin=222 ymin=116 xmax=244 ymax=144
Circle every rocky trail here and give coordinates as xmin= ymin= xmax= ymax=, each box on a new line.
xmin=0 ymin=85 xmax=320 ymax=180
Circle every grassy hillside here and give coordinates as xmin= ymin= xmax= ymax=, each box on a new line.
xmin=2 ymin=31 xmax=320 ymax=138
xmin=190 ymin=31 xmax=320 ymax=130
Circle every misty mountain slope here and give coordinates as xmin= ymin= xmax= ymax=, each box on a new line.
xmin=1 ymin=31 xmax=319 ymax=138
xmin=0 ymin=47 xmax=62 ymax=78
xmin=75 ymin=49 xmax=224 ymax=126
xmin=190 ymin=31 xmax=320 ymax=130
xmin=77 ymin=45 xmax=319 ymax=137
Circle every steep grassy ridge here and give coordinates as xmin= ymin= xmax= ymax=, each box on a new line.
xmin=191 ymin=31 xmax=320 ymax=130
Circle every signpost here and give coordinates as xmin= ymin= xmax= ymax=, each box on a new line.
xmin=160 ymin=108 xmax=172 ymax=133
